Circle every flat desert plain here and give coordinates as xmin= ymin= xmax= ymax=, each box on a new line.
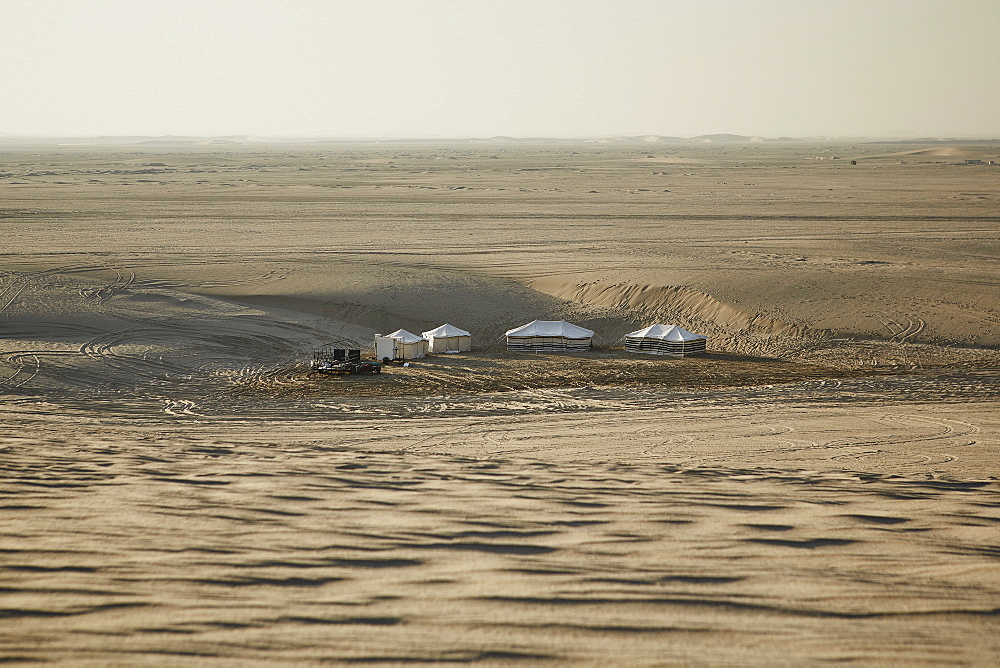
xmin=1 ymin=140 xmax=999 ymax=664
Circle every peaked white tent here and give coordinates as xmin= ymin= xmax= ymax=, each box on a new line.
xmin=505 ymin=320 xmax=594 ymax=352
xmin=422 ymin=323 xmax=472 ymax=353
xmin=624 ymin=324 xmax=707 ymax=357
xmin=375 ymin=329 xmax=428 ymax=360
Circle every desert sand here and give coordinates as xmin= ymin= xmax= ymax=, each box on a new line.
xmin=1 ymin=139 xmax=999 ymax=664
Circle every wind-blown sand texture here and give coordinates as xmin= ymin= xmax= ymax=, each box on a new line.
xmin=1 ymin=141 xmax=999 ymax=664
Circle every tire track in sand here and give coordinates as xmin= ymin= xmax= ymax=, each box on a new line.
xmin=828 ymin=413 xmax=980 ymax=467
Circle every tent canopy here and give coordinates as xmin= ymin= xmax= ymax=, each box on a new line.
xmin=505 ymin=320 xmax=594 ymax=339
xmin=422 ymin=323 xmax=472 ymax=353
xmin=386 ymin=328 xmax=427 ymax=344
xmin=624 ymin=323 xmax=707 ymax=357
xmin=422 ymin=323 xmax=471 ymax=338
xmin=378 ymin=329 xmax=429 ymax=360
xmin=625 ymin=324 xmax=706 ymax=342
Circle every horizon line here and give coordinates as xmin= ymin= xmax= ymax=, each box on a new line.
xmin=1 ymin=131 xmax=999 ymax=143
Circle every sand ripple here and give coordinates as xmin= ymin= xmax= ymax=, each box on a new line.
xmin=2 ymin=413 xmax=999 ymax=663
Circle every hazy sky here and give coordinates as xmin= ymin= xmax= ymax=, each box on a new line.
xmin=2 ymin=0 xmax=998 ymax=138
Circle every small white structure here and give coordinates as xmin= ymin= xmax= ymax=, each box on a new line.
xmin=505 ymin=320 xmax=594 ymax=352
xmin=624 ymin=324 xmax=707 ymax=357
xmin=422 ymin=323 xmax=472 ymax=353
xmin=375 ymin=329 xmax=428 ymax=361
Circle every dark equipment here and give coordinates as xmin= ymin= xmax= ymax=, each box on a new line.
xmin=329 ymin=348 xmax=362 ymax=363
xmin=311 ymin=346 xmax=380 ymax=376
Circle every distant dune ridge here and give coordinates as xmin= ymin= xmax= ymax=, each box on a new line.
xmin=859 ymin=146 xmax=1000 ymax=159
xmin=1 ymin=131 xmax=996 ymax=147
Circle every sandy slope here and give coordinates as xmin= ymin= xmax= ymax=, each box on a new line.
xmin=1 ymin=142 xmax=999 ymax=664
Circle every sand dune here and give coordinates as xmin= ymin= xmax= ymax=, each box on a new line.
xmin=528 ymin=277 xmax=808 ymax=336
xmin=859 ymin=145 xmax=1000 ymax=160
xmin=1 ymin=142 xmax=998 ymax=663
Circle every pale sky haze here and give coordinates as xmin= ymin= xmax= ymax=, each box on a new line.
xmin=1 ymin=0 xmax=997 ymax=138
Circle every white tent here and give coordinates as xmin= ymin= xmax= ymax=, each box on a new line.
xmin=422 ymin=323 xmax=472 ymax=353
xmin=375 ymin=329 xmax=429 ymax=360
xmin=505 ymin=320 xmax=594 ymax=352
xmin=624 ymin=324 xmax=707 ymax=357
